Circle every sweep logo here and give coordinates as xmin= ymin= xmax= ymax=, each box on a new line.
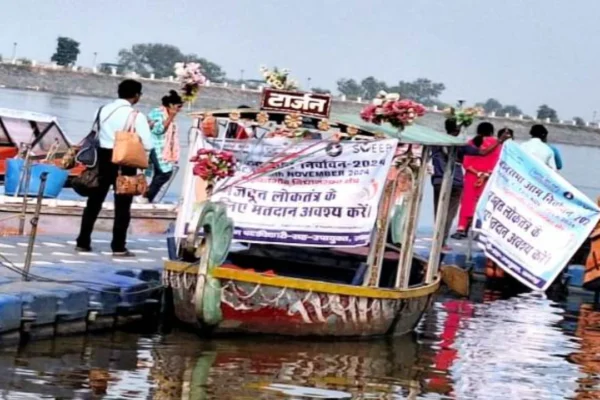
xmin=325 ymin=142 xmax=343 ymax=157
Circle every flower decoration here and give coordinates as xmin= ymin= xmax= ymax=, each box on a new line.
xmin=317 ymin=119 xmax=330 ymax=131
xmin=174 ymin=62 xmax=207 ymax=103
xmin=346 ymin=125 xmax=359 ymax=136
xmin=360 ymin=91 xmax=426 ymax=129
xmin=260 ymin=66 xmax=299 ymax=90
xmin=284 ymin=113 xmax=303 ymax=129
xmin=444 ymin=106 xmax=483 ymax=128
xmin=256 ymin=111 xmax=269 ymax=125
xmin=190 ymin=148 xmax=236 ymax=185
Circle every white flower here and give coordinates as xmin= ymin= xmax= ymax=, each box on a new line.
xmin=386 ymin=93 xmax=400 ymax=101
xmin=372 ymin=98 xmax=384 ymax=106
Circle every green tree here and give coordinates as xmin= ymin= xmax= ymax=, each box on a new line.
xmin=311 ymin=87 xmax=331 ymax=94
xmin=389 ymin=78 xmax=445 ymax=106
xmin=476 ymin=98 xmax=503 ymax=114
xmin=498 ymin=104 xmax=523 ymax=116
xmin=360 ymin=76 xmax=387 ymax=100
xmin=536 ymin=104 xmax=558 ymax=121
xmin=118 ymin=43 xmax=226 ymax=81
xmin=51 ymin=37 xmax=80 ymax=66
xmin=336 ymin=78 xmax=363 ymax=99
xmin=573 ymin=116 xmax=585 ymax=126
xmin=186 ymin=55 xmax=226 ymax=82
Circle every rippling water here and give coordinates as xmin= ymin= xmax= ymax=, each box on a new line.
xmin=1 ymin=89 xmax=600 ymax=399
xmin=0 ymin=289 xmax=596 ymax=399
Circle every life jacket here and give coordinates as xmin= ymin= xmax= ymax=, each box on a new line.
xmin=583 ymin=197 xmax=600 ymax=290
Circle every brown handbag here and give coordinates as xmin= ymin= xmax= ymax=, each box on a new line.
xmin=112 ymin=111 xmax=149 ymax=169
xmin=115 ymin=170 xmax=148 ymax=196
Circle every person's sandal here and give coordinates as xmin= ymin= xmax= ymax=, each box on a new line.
xmin=112 ymin=250 xmax=136 ymax=258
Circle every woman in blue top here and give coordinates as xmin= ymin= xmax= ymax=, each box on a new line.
xmin=140 ymin=90 xmax=183 ymax=203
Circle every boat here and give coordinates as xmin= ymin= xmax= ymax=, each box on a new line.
xmin=0 ymin=108 xmax=84 ymax=181
xmin=0 ymin=108 xmax=178 ymax=237
xmin=163 ymin=85 xmax=467 ymax=338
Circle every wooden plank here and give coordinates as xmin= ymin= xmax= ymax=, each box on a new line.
xmin=164 ymin=261 xmax=442 ymax=299
xmin=426 ymin=147 xmax=456 ymax=283
xmin=396 ymin=146 xmax=430 ymax=289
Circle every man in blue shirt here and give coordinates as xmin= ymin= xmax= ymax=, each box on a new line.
xmin=76 ymin=79 xmax=152 ymax=257
xmin=550 ymin=144 xmax=563 ymax=171
xmin=430 ymin=119 xmax=508 ymax=248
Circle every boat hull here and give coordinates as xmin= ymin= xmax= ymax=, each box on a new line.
xmin=164 ymin=262 xmax=439 ymax=338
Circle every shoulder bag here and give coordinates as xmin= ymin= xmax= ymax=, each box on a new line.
xmin=115 ymin=168 xmax=148 ymax=196
xmin=74 ymin=106 xmax=104 ymax=168
xmin=112 ymin=111 xmax=149 ymax=169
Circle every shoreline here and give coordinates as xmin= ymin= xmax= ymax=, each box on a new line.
xmin=1 ymin=63 xmax=600 ymax=147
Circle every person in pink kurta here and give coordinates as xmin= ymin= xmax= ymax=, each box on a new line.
xmin=452 ymin=122 xmax=502 ymax=239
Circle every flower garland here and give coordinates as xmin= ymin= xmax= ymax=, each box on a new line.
xmin=444 ymin=106 xmax=483 ymax=128
xmin=260 ymin=66 xmax=299 ymax=90
xmin=174 ymin=62 xmax=207 ymax=103
xmin=360 ymin=91 xmax=426 ymax=129
xmin=190 ymin=148 xmax=236 ymax=185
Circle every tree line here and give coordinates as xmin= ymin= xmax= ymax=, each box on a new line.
xmin=45 ymin=36 xmax=582 ymax=124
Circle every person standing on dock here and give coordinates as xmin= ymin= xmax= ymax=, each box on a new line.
xmin=431 ymin=119 xmax=509 ymax=247
xmin=76 ymin=79 xmax=152 ymax=257
xmin=138 ymin=90 xmax=183 ymax=203
xmin=520 ymin=124 xmax=557 ymax=170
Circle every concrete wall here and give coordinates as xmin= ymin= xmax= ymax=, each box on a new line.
xmin=1 ymin=63 xmax=599 ymax=147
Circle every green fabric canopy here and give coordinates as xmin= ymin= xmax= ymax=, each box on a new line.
xmin=333 ymin=114 xmax=467 ymax=146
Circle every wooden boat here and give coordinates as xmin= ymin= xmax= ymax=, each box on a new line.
xmin=0 ymin=108 xmax=84 ymax=180
xmin=163 ymin=88 xmax=466 ymax=338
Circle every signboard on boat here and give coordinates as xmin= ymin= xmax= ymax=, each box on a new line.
xmin=259 ymin=89 xmax=332 ymax=118
xmin=176 ymin=137 xmax=398 ymax=247
xmin=473 ymin=141 xmax=600 ymax=291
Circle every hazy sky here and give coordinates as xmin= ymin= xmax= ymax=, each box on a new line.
xmin=1 ymin=0 xmax=598 ymax=119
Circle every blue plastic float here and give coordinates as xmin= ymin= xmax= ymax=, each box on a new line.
xmin=30 ymin=265 xmax=158 ymax=311
xmin=4 ymin=158 xmax=68 ymax=198
xmin=0 ymin=294 xmax=24 ymax=334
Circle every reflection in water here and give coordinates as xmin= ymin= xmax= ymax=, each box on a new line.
xmin=449 ymin=293 xmax=582 ymax=400
xmin=0 ymin=292 xmax=597 ymax=399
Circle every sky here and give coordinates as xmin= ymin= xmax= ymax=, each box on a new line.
xmin=1 ymin=0 xmax=598 ymax=119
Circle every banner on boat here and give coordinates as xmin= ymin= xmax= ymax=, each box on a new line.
xmin=176 ymin=137 xmax=398 ymax=247
xmin=473 ymin=141 xmax=600 ymax=291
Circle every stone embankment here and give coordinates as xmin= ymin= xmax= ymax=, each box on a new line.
xmin=1 ymin=63 xmax=599 ymax=147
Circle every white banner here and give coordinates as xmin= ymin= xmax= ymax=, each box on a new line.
xmin=474 ymin=141 xmax=600 ymax=291
xmin=176 ymin=137 xmax=398 ymax=247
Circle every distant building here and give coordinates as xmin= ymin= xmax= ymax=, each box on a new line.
xmin=98 ymin=63 xmax=124 ymax=75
